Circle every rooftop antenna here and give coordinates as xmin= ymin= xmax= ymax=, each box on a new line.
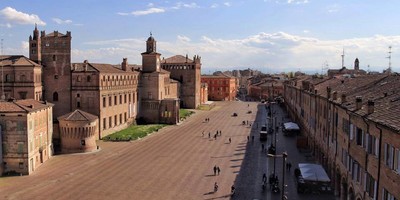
xmin=1 ymin=38 xmax=4 ymax=100
xmin=341 ymin=48 xmax=345 ymax=68
xmin=386 ymin=46 xmax=392 ymax=73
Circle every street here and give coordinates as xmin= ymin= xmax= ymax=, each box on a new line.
xmin=0 ymin=101 xmax=336 ymax=200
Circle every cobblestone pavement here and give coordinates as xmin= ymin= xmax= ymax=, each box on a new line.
xmin=0 ymin=101 xmax=337 ymax=200
xmin=0 ymin=101 xmax=258 ymax=200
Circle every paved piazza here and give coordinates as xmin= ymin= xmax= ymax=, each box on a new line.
xmin=1 ymin=101 xmax=259 ymax=200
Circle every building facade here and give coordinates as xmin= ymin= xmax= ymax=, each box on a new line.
xmin=161 ymin=55 xmax=201 ymax=109
xmin=29 ymin=26 xmax=72 ymax=119
xmin=284 ymin=74 xmax=400 ymax=200
xmin=138 ymin=35 xmax=180 ymax=124
xmin=0 ymin=55 xmax=43 ymax=101
xmin=0 ymin=99 xmax=53 ymax=175
xmin=201 ymin=74 xmax=237 ymax=101
xmin=71 ymin=59 xmax=139 ymax=139
xmin=58 ymin=109 xmax=98 ymax=153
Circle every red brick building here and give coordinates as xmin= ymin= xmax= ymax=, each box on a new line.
xmin=284 ymin=74 xmax=400 ymax=200
xmin=201 ymin=74 xmax=237 ymax=101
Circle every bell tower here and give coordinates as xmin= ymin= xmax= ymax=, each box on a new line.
xmin=142 ymin=33 xmax=161 ymax=72
xmin=29 ymin=24 xmax=41 ymax=64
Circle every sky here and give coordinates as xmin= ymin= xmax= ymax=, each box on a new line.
xmin=1 ymin=0 xmax=400 ymax=74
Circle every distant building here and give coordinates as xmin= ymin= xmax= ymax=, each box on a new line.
xmin=201 ymin=74 xmax=237 ymax=101
xmin=0 ymin=99 xmax=53 ymax=175
xmin=327 ymin=58 xmax=366 ymax=78
xmin=0 ymin=55 xmax=43 ymax=101
xmin=161 ymin=54 xmax=201 ymax=109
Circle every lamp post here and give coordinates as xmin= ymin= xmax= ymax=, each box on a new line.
xmin=267 ymin=152 xmax=288 ymax=200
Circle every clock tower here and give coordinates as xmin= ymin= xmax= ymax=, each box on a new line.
xmin=142 ymin=33 xmax=161 ymax=72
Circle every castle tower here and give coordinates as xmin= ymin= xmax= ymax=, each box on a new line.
xmin=29 ymin=24 xmax=41 ymax=64
xmin=40 ymin=30 xmax=72 ymax=119
xmin=354 ymin=58 xmax=359 ymax=71
xmin=141 ymin=33 xmax=161 ymax=72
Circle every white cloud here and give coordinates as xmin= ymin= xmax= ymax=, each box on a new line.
xmin=177 ymin=35 xmax=191 ymax=42
xmin=211 ymin=3 xmax=219 ymax=8
xmin=118 ymin=7 xmax=165 ymax=16
xmin=275 ymin=0 xmax=309 ymax=4
xmin=72 ymin=32 xmax=400 ymax=73
xmin=0 ymin=7 xmax=46 ymax=26
xmin=303 ymin=30 xmax=309 ymax=33
xmin=52 ymin=18 xmax=72 ymax=24
xmin=118 ymin=2 xmax=200 ymax=16
xmin=223 ymin=2 xmax=231 ymax=7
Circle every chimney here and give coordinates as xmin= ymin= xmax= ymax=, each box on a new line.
xmin=355 ymin=96 xmax=362 ymax=110
xmin=327 ymin=87 xmax=331 ymax=99
xmin=332 ymin=91 xmax=337 ymax=100
xmin=367 ymin=100 xmax=375 ymax=114
xmin=341 ymin=94 xmax=347 ymax=104
xmin=122 ymin=58 xmax=128 ymax=71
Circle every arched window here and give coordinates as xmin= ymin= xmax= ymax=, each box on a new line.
xmin=87 ymin=75 xmax=91 ymax=82
xmin=53 ymin=92 xmax=59 ymax=101
xmin=77 ymin=76 xmax=81 ymax=82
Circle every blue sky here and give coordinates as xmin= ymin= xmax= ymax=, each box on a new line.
xmin=1 ymin=0 xmax=400 ymax=74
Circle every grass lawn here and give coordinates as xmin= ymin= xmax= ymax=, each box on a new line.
xmin=180 ymin=109 xmax=195 ymax=119
xmin=103 ymin=124 xmax=167 ymax=141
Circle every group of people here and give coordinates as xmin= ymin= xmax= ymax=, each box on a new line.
xmin=204 ymin=118 xmax=211 ymax=122
xmin=213 ymin=165 xmax=221 ymax=176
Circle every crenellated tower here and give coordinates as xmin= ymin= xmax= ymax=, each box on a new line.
xmin=39 ymin=29 xmax=72 ymax=119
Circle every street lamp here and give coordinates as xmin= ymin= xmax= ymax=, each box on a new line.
xmin=267 ymin=152 xmax=288 ymax=200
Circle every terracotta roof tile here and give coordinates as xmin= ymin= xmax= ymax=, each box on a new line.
xmin=162 ymin=55 xmax=193 ymax=63
xmin=58 ymin=109 xmax=98 ymax=121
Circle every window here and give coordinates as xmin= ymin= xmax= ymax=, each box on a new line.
xmin=53 ymin=92 xmax=59 ymax=101
xmin=19 ymin=162 xmax=24 ymax=169
xmin=2 ymin=143 xmax=7 ymax=154
xmin=53 ymin=55 xmax=56 ymax=61
xmin=77 ymin=102 xmax=80 ymax=108
xmin=109 ymin=117 xmax=112 ymax=128
xmin=54 ymin=75 xmax=59 ymax=79
xmin=365 ymin=172 xmax=376 ymax=198
xmin=120 ymin=95 xmax=122 ymax=104
xmin=81 ymin=140 xmax=85 ymax=146
xmin=384 ymin=143 xmax=395 ymax=169
xmin=120 ymin=114 xmax=122 ymax=124
xmin=342 ymin=118 xmax=349 ymax=135
xmin=87 ymin=75 xmax=91 ymax=82
xmin=148 ymin=92 xmax=153 ymax=100
xmin=114 ymin=96 xmax=117 ymax=105
xmin=382 ymin=188 xmax=397 ymax=200
xmin=124 ymin=94 xmax=127 ymax=103
xmin=77 ymin=76 xmax=82 ymax=82
xmin=103 ymin=118 xmax=106 ymax=130
xmin=5 ymin=74 xmax=11 ymax=82
xmin=356 ymin=127 xmax=364 ymax=146
xmin=103 ymin=97 xmax=106 ymax=107
xmin=17 ymin=142 xmax=24 ymax=154
xmin=19 ymin=91 xmax=27 ymax=99
xmin=109 ymin=96 xmax=112 ymax=106
xmin=114 ymin=115 xmax=117 ymax=126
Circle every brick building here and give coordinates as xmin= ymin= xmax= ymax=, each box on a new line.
xmin=161 ymin=54 xmax=201 ymax=109
xmin=201 ymin=74 xmax=237 ymax=101
xmin=58 ymin=109 xmax=98 ymax=153
xmin=0 ymin=55 xmax=43 ymax=101
xmin=0 ymin=99 xmax=53 ymax=175
xmin=138 ymin=35 xmax=180 ymax=124
xmin=284 ymin=74 xmax=400 ymax=200
xmin=71 ymin=59 xmax=139 ymax=138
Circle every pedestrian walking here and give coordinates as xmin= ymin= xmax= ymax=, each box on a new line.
xmin=213 ymin=165 xmax=217 ymax=176
xmin=252 ymin=135 xmax=254 ymax=142
xmin=288 ymin=162 xmax=292 ymax=172
xmin=229 ymin=137 xmax=231 ymax=144
xmin=217 ymin=166 xmax=221 ymax=175
xmin=214 ymin=182 xmax=219 ymax=192
xmin=286 ymin=162 xmax=289 ymax=171
xmin=261 ymin=144 xmax=265 ymax=152
xmin=208 ymin=132 xmax=211 ymax=138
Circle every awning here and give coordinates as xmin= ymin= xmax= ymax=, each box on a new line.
xmin=283 ymin=122 xmax=300 ymax=130
xmin=298 ymin=163 xmax=331 ymax=182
